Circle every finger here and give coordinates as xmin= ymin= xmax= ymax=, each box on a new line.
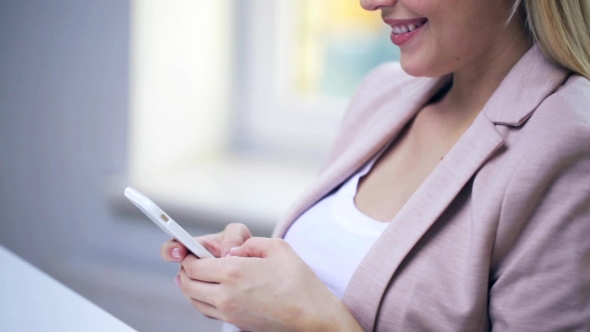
xmin=229 ymin=237 xmax=287 ymax=258
xmin=194 ymin=233 xmax=224 ymax=258
xmin=181 ymin=254 xmax=227 ymax=282
xmin=178 ymin=277 xmax=221 ymax=321
xmin=161 ymin=238 xmax=188 ymax=262
xmin=220 ymin=223 xmax=252 ymax=257
xmin=190 ymin=298 xmax=222 ymax=321
xmin=179 ymin=267 xmax=220 ymax=305
xmin=176 ymin=266 xmax=186 ymax=286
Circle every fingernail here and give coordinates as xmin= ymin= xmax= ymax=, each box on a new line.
xmin=174 ymin=275 xmax=181 ymax=286
xmin=172 ymin=247 xmax=181 ymax=259
xmin=225 ymin=252 xmax=231 ymax=258
xmin=230 ymin=246 xmax=240 ymax=252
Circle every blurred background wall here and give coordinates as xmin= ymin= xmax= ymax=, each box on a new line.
xmin=0 ymin=1 xmax=222 ymax=330
xmin=0 ymin=1 xmax=397 ymax=331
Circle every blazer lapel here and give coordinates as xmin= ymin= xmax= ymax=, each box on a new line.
xmin=272 ymin=75 xmax=452 ymax=238
xmin=342 ymin=111 xmax=504 ymax=331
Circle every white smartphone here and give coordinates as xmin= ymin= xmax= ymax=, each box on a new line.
xmin=124 ymin=187 xmax=215 ymax=259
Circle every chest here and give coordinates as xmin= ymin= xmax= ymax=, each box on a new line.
xmin=355 ymin=114 xmax=467 ymax=222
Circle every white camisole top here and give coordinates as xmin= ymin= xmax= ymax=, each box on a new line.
xmin=284 ymin=152 xmax=389 ymax=300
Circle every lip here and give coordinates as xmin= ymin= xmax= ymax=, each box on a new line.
xmin=384 ymin=17 xmax=428 ymax=46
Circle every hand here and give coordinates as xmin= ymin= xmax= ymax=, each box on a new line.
xmin=160 ymin=223 xmax=252 ymax=261
xmin=177 ymin=237 xmax=363 ymax=331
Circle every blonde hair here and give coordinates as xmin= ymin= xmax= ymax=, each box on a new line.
xmin=512 ymin=0 xmax=590 ymax=79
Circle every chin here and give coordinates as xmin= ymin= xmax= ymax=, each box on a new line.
xmin=400 ymin=57 xmax=433 ymax=77
xmin=399 ymin=54 xmax=450 ymax=78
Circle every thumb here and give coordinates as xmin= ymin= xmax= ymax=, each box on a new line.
xmin=228 ymin=237 xmax=278 ymax=258
xmin=220 ymin=223 xmax=252 ymax=257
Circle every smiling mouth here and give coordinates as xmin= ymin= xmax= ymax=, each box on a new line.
xmin=391 ymin=19 xmax=428 ymax=35
xmin=385 ymin=17 xmax=428 ymax=46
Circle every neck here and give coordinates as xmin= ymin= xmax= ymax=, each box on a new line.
xmin=437 ymin=20 xmax=533 ymax=129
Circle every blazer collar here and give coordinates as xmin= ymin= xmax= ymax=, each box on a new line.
xmin=482 ymin=44 xmax=570 ymax=126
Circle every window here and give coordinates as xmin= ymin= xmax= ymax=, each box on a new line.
xmin=121 ymin=0 xmax=399 ymax=234
xmin=239 ymin=0 xmax=399 ymax=157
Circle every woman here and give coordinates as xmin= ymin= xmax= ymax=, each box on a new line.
xmin=161 ymin=0 xmax=590 ymax=330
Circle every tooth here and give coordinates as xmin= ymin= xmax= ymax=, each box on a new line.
xmin=400 ymin=25 xmax=409 ymax=33
xmin=408 ymin=24 xmax=416 ymax=32
xmin=393 ymin=27 xmax=401 ymax=34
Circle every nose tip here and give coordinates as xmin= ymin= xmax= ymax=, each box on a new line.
xmin=360 ymin=0 xmax=397 ymax=11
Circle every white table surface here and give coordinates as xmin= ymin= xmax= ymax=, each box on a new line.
xmin=0 ymin=245 xmax=136 ymax=332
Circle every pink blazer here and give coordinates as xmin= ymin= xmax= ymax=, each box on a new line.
xmin=272 ymin=45 xmax=590 ymax=331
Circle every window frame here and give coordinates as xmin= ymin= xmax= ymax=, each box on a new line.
xmin=234 ymin=0 xmax=351 ymax=158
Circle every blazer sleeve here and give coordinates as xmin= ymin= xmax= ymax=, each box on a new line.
xmin=489 ymin=109 xmax=590 ymax=331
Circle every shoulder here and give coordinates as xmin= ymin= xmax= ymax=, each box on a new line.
xmin=506 ymin=74 xmax=590 ymax=177
xmin=494 ymin=74 xmax=590 ymax=246
xmin=490 ymin=73 xmax=590 ymax=239
xmin=346 ymin=62 xmax=407 ymax=109
xmin=319 ymin=62 xmax=420 ymax=167
xmin=488 ymin=78 xmax=590 ymax=331
xmin=341 ymin=62 xmax=421 ymax=124
xmin=534 ymin=74 xmax=590 ymax=125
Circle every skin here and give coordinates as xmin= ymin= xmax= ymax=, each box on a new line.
xmin=355 ymin=0 xmax=532 ymax=221
xmin=161 ymin=224 xmax=360 ymax=331
xmin=162 ymin=0 xmax=533 ymax=330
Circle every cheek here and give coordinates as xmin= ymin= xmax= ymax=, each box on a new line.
xmin=399 ymin=19 xmax=465 ymax=77
xmin=397 ymin=1 xmax=493 ymax=77
xmin=396 ymin=0 xmax=461 ymax=76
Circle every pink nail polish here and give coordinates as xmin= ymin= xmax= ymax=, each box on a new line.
xmin=172 ymin=247 xmax=181 ymax=259
xmin=174 ymin=275 xmax=181 ymax=286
